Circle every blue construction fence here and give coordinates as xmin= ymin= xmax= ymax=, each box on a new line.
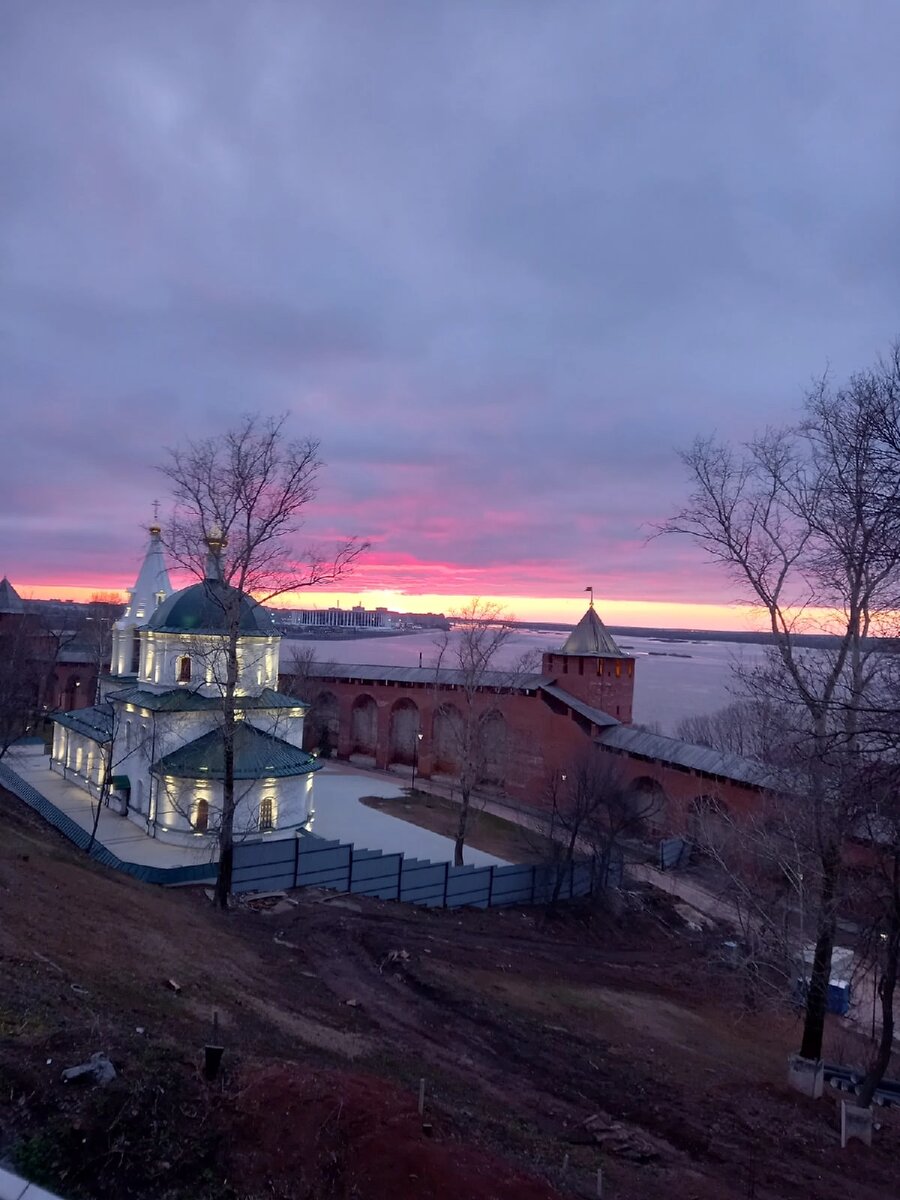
xmin=0 ymin=760 xmax=619 ymax=908
xmin=231 ymin=833 xmax=621 ymax=909
xmin=0 ymin=762 xmax=217 ymax=887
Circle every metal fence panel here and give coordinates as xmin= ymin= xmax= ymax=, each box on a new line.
xmin=233 ymin=840 xmax=295 ymax=868
xmin=489 ymin=864 xmax=534 ymax=905
xmin=399 ymin=860 xmax=446 ymax=905
xmin=296 ymin=841 xmax=352 ymax=889
xmin=659 ymin=837 xmax=691 ymax=871
xmin=350 ymin=852 xmax=402 ymax=898
xmin=445 ymin=865 xmax=492 ymax=908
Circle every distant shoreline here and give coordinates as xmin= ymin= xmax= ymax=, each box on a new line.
xmin=279 ymin=619 xmax=856 ymax=650
xmin=511 ymin=620 xmax=855 ymax=649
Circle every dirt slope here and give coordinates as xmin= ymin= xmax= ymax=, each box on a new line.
xmin=0 ymin=789 xmax=897 ymax=1199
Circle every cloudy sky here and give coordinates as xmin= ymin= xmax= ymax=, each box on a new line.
xmin=3 ymin=2 xmax=900 ymax=627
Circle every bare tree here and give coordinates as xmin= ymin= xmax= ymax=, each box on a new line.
xmin=280 ymin=646 xmax=339 ymax=757
xmin=662 ymin=351 xmax=900 ymax=1067
xmin=0 ymin=616 xmax=53 ymax=761
xmin=432 ymin=599 xmax=520 ymax=866
xmin=677 ymin=697 xmax=795 ymax=763
xmin=80 ymin=595 xmax=126 ymax=702
xmin=159 ymin=415 xmax=366 ymax=908
xmin=849 ymin=771 xmax=900 ymax=1108
xmin=543 ymin=753 xmax=659 ymax=910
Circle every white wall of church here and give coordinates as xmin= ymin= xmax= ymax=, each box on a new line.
xmin=137 ymin=633 xmax=279 ymax=696
xmin=50 ymin=725 xmax=106 ymax=797
xmin=151 ymin=772 xmax=313 ymax=844
xmin=244 ymin=708 xmax=307 ymax=749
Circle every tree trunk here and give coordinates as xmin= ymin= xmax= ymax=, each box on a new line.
xmin=213 ymin=618 xmax=240 ymax=910
xmin=857 ymin=928 xmax=899 ymax=1108
xmin=214 ymin=723 xmax=236 ymax=908
xmin=454 ymin=788 xmax=471 ymax=867
xmin=799 ymin=843 xmax=840 ymax=1061
xmin=550 ymin=828 xmax=579 ymax=909
xmin=858 ymin=851 xmax=900 ymax=1108
xmin=86 ymin=738 xmax=112 ymax=853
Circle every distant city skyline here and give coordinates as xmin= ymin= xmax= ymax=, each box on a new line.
xmin=4 ymin=5 xmax=900 ymax=631
xmin=14 ymin=576 xmax=836 ymax=635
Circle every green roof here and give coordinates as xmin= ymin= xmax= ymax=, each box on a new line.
xmin=52 ymin=704 xmax=114 ymax=744
xmin=109 ymin=686 xmax=304 ymax=714
xmin=148 ymin=580 xmax=275 ymax=637
xmin=151 ymin=722 xmax=323 ymax=781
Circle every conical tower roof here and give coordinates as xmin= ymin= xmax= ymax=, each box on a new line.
xmin=0 ymin=577 xmax=25 ymax=614
xmin=559 ymin=603 xmax=625 ymax=657
xmin=118 ymin=525 xmax=172 ymax=627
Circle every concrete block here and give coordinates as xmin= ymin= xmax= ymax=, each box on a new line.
xmin=787 ymin=1054 xmax=824 ymax=1099
xmin=840 ymin=1101 xmax=873 ymax=1148
xmin=0 ymin=1166 xmax=29 ymax=1200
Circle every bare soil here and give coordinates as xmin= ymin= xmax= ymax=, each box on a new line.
xmin=0 ymin=787 xmax=897 ymax=1199
xmin=360 ymin=789 xmax=554 ymax=861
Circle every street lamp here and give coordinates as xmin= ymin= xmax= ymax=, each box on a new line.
xmin=411 ymin=730 xmax=424 ymax=791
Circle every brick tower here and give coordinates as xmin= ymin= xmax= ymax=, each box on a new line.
xmin=541 ymin=598 xmax=635 ymax=723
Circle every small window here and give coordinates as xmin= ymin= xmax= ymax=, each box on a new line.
xmin=194 ymin=797 xmax=209 ymax=832
xmin=615 ymin=661 xmax=622 ymax=678
xmin=259 ymin=796 xmax=275 ymax=831
xmin=596 ymin=660 xmax=603 ymax=676
xmin=178 ymin=656 xmax=192 ymax=683
xmin=627 ymin=662 xmax=634 ymax=677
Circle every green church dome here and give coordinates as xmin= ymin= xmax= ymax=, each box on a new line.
xmin=147 ymin=579 xmax=275 ymax=637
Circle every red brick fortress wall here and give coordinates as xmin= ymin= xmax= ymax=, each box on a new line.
xmin=287 ymin=665 xmax=767 ymax=834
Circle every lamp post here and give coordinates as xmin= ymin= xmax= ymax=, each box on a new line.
xmin=411 ymin=730 xmax=424 ymax=791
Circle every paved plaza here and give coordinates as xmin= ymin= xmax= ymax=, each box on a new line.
xmin=3 ymin=747 xmax=505 ymax=870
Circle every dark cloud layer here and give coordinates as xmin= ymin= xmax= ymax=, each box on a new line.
xmin=3 ymin=1 xmax=900 ymax=605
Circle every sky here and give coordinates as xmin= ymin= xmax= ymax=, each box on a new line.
xmin=4 ymin=2 xmax=900 ymax=629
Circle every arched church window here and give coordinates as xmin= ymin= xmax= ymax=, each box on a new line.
xmin=178 ymin=655 xmax=192 ymax=683
xmin=194 ymin=797 xmax=209 ymax=832
xmin=259 ymin=795 xmax=275 ymax=831
xmin=131 ymin=632 xmax=141 ymax=674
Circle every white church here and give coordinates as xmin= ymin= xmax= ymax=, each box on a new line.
xmin=50 ymin=523 xmax=320 ymax=846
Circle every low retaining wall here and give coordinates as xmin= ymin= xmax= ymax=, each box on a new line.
xmin=0 ymin=763 xmax=217 ymax=888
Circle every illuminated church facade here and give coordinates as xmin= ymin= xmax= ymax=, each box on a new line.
xmin=50 ymin=525 xmax=320 ymax=847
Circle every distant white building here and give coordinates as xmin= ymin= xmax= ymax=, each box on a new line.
xmin=51 ymin=525 xmax=321 ymax=847
xmin=277 ymin=603 xmax=396 ymax=629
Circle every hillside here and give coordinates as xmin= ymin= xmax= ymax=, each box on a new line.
xmin=0 ymin=789 xmax=896 ymax=1200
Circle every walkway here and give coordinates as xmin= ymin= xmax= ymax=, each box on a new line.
xmin=3 ymin=746 xmax=215 ymax=870
xmin=305 ymin=758 xmax=507 ymax=867
xmin=2 ymin=748 xmax=506 ymax=871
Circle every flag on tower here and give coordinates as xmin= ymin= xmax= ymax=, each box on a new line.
xmin=585 ymin=585 xmax=594 ymax=608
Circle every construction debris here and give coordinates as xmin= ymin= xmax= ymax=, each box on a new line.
xmin=567 ymin=1113 xmax=669 ymax=1163
xmin=381 ymin=948 xmax=411 ymax=972
xmin=60 ymin=1052 xmax=117 ymax=1086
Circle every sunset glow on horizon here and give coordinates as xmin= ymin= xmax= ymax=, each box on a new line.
xmin=13 ymin=574 xmax=840 ymax=635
